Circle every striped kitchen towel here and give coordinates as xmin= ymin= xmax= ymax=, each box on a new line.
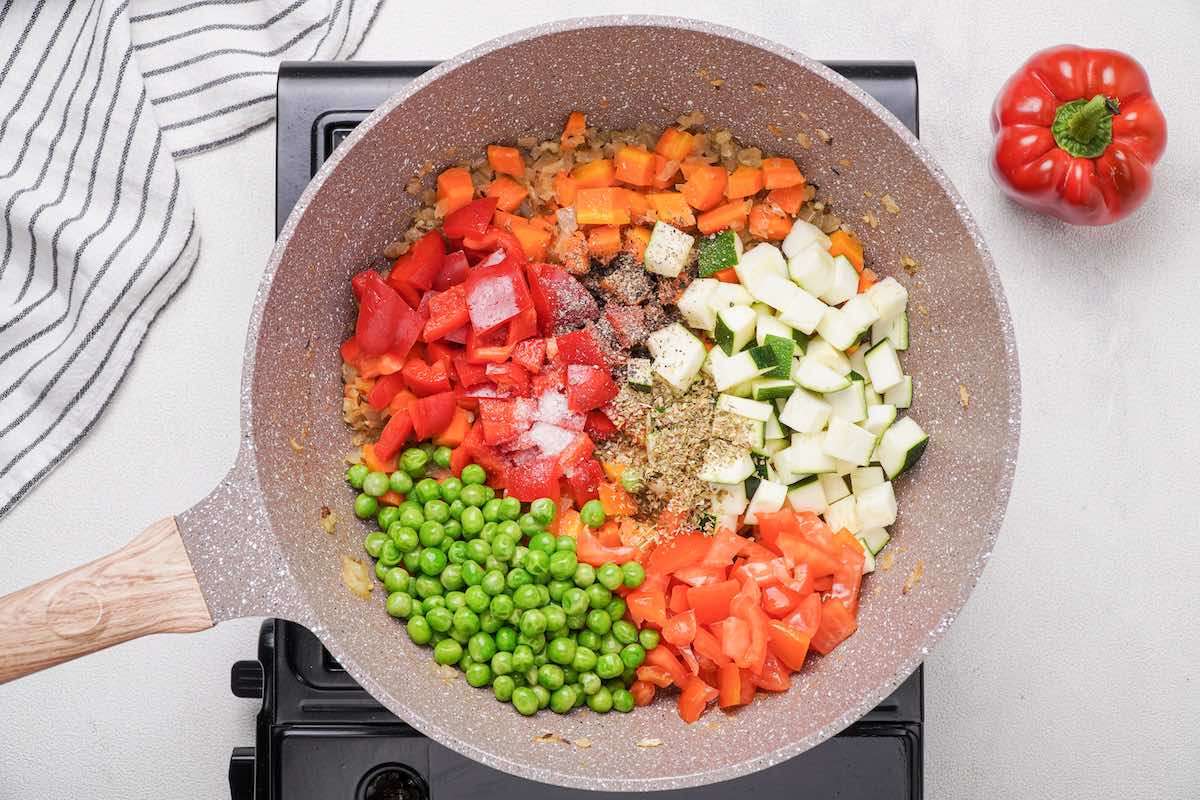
xmin=0 ymin=0 xmax=381 ymax=516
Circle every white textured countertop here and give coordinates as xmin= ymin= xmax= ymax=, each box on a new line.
xmin=3 ymin=2 xmax=1198 ymax=798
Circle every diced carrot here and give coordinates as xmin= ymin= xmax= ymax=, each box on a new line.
xmin=553 ymin=172 xmax=578 ymax=206
xmin=561 ymin=111 xmax=586 ymax=150
xmin=587 ymin=225 xmax=623 ymax=260
xmin=486 ymin=145 xmax=525 ymax=177
xmin=492 ymin=210 xmax=523 ymax=231
xmin=749 ymin=202 xmax=793 ymax=240
xmin=484 ymin=176 xmax=528 ymax=213
xmin=761 ymin=157 xmax=805 ymax=189
xmin=614 ymin=146 xmax=657 ymax=187
xmin=725 ymin=165 xmax=763 ymax=199
xmin=651 ymin=154 xmax=679 ymax=189
xmin=435 ymin=167 xmax=474 ymax=216
xmin=378 ymin=490 xmax=404 ymax=507
xmin=554 ymin=230 xmax=589 ymax=275
xmin=713 ymin=267 xmax=739 ymax=283
xmin=360 ymin=442 xmax=396 ymax=474
xmin=696 ymin=199 xmax=750 ymax=235
xmin=601 ymin=461 xmax=628 ymax=481
xmin=509 ymin=219 xmax=551 ymax=260
xmin=857 ymin=267 xmax=878 ymax=293
xmin=646 ymin=192 xmax=696 ymax=228
xmin=433 ymin=406 xmax=472 ymax=447
xmin=655 ymin=127 xmax=695 ymax=162
xmin=624 ymin=225 xmax=651 ymax=262
xmin=574 ymin=187 xmax=630 ymax=225
xmin=766 ymin=185 xmax=806 ymax=215
xmin=682 ymin=165 xmax=728 ymax=211
xmin=558 ymin=508 xmax=584 ymax=539
xmin=572 ymin=159 xmax=615 ymax=188
xmin=530 ymin=213 xmax=557 ymax=232
xmin=622 ymin=189 xmax=651 ymax=223
xmin=679 ymin=156 xmax=711 ymax=180
xmin=599 ymin=482 xmax=638 ymax=516
xmin=828 ymin=229 xmax=865 ymax=272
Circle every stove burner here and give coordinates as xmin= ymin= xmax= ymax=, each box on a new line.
xmin=239 ymin=59 xmax=924 ymax=800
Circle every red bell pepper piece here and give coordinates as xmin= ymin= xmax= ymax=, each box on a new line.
xmin=564 ymin=364 xmax=618 ymax=412
xmin=350 ymin=270 xmax=373 ymax=301
xmin=449 ymin=439 xmax=473 ymax=476
xmin=433 ymin=250 xmax=470 ymax=291
xmin=485 ymin=362 xmax=530 ymax=395
xmin=355 ymin=272 xmax=407 ymax=356
xmin=645 ymin=532 xmax=711 ymax=578
xmin=422 ymin=284 xmax=469 ymax=342
xmin=574 ymin=525 xmax=638 ymax=567
xmin=526 ymin=262 xmax=599 ymax=336
xmin=510 ymin=338 xmax=545 ymax=374
xmin=442 ymin=197 xmax=498 ymax=240
xmin=464 ymin=261 xmax=533 ymax=334
xmin=425 ymin=340 xmax=457 ymax=372
xmin=602 ymin=304 xmax=648 ymax=349
xmin=686 ymin=580 xmax=740 ymax=626
xmin=373 ymin=409 xmax=413 ymax=462
xmin=563 ymin=455 xmax=605 ymax=504
xmin=366 ymin=372 xmax=407 ymax=410
xmin=753 ymin=652 xmax=791 ymax=691
xmin=677 ymin=675 xmax=719 ymax=723
xmin=765 ymin=619 xmax=812 ymax=671
xmin=407 ymin=391 xmax=457 ymax=440
xmin=554 ymin=326 xmax=614 ymax=368
xmin=504 ymin=306 xmax=537 ymax=347
xmin=990 ymin=45 xmax=1167 ymax=226
xmin=504 ymin=456 xmax=562 ymax=502
xmin=627 ymin=587 xmax=668 ymax=628
xmin=810 ymin=597 xmax=858 ymax=656
xmin=663 ymin=609 xmax=698 ymax=647
xmin=702 ymin=525 xmax=744 ymax=568
xmin=583 ymin=410 xmax=617 ymax=442
xmin=339 ymin=336 xmax=362 ymax=365
xmin=461 ymin=227 xmax=527 ymax=269
xmin=401 ymin=357 xmax=451 ymax=397
xmin=451 ymin=351 xmax=489 ymax=387
xmin=644 ymin=645 xmax=691 ymax=688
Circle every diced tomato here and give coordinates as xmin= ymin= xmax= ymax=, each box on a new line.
xmin=373 ymin=409 xmax=413 ymax=462
xmin=627 ymin=588 xmax=668 ymax=628
xmin=668 ymin=583 xmax=690 ymax=615
xmin=645 ymin=532 xmax=711 ymax=578
xmin=442 ymin=197 xmax=498 ymax=239
xmin=510 ymin=338 xmax=545 ymax=374
xmin=645 ymin=646 xmax=691 ymax=688
xmin=702 ymin=526 xmax=744 ymax=568
xmin=485 ymin=362 xmax=530 ymax=395
xmin=761 ymin=582 xmax=807 ymax=619
xmin=766 ymin=619 xmax=812 ymax=671
xmin=464 ymin=261 xmax=532 ymax=334
xmin=408 ymin=391 xmax=457 ymax=440
xmin=573 ymin=523 xmax=638 ymax=566
xmin=635 ymin=665 xmax=674 ymax=689
xmin=671 ymin=564 xmax=726 ymax=588
xmin=505 ymin=456 xmax=562 ymax=502
xmin=526 ymin=262 xmax=599 ymax=336
xmin=686 ymin=580 xmax=740 ymax=625
xmin=401 ymin=357 xmax=451 ymax=396
xmin=355 ymin=272 xmax=408 ymax=356
xmin=584 ymin=410 xmax=617 ymax=441
xmin=563 ymin=456 xmax=605 ymax=504
xmin=366 ymin=372 xmax=407 ymax=410
xmin=718 ymin=662 xmax=742 ymax=709
xmin=433 ymin=250 xmax=469 ymax=291
xmin=554 ymin=327 xmax=613 ymax=368
xmin=564 ymin=364 xmax=618 ymax=412
xmin=630 ymin=680 xmax=656 ymax=707
xmin=810 ymin=597 xmax=858 ymax=655
xmin=662 ymin=609 xmax=697 ymax=647
xmin=753 ymin=653 xmax=791 ymax=691
xmin=677 ymin=675 xmax=718 ymax=724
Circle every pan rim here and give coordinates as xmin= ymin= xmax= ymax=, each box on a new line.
xmin=249 ymin=15 xmax=1021 ymax=790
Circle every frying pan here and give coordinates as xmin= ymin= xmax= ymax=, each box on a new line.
xmin=0 ymin=16 xmax=1019 ymax=791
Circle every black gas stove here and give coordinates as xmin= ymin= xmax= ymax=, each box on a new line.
xmin=229 ymin=59 xmax=924 ymax=800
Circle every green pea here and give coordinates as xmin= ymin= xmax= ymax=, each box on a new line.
xmin=438 ymin=565 xmax=463 ymax=592
xmin=638 ymin=628 xmax=660 ymax=650
xmin=440 ymin=519 xmax=461 ymax=542
xmin=495 ymin=626 xmax=517 ymax=653
xmin=427 ymin=606 xmax=453 ymax=633
xmin=611 ymin=687 xmax=635 ymax=713
xmin=537 ymin=663 xmax=565 ymax=691
xmin=465 ymin=539 xmax=491 ymax=564
xmin=460 ymin=483 xmax=487 ymax=507
xmin=459 ymin=463 xmax=485 ymax=485
xmin=385 ymin=591 xmax=413 ymax=619
xmin=479 ymin=611 xmax=502 ymax=634
xmin=406 ymin=615 xmax=432 ymax=644
xmin=415 ymin=478 xmax=441 ymax=504
xmin=444 ymin=591 xmax=467 ymax=611
xmin=586 ymin=583 xmax=612 ymax=609
xmin=379 ymin=541 xmax=402 ymax=567
xmin=401 ymin=447 xmax=428 ymax=476
xmin=480 ymin=522 xmax=498 ymax=543
xmin=460 ymin=560 xmax=485 ymax=587
xmin=460 ymin=505 xmax=484 ymax=535
xmin=383 ymin=567 xmax=411 ymax=594
xmin=547 ymin=579 xmax=571 ymax=603
xmin=438 ymin=537 xmax=453 ymax=554
xmin=511 ymin=546 xmax=529 ymax=568
xmin=438 ymin=476 xmax=462 ymax=502
xmin=579 ymin=499 xmax=606 ymax=528
xmin=543 ymin=604 xmax=566 ymax=631
xmin=600 ymin=634 xmax=622 ymax=655
xmin=579 ymin=671 xmax=601 ymax=696
xmin=464 ymin=585 xmax=490 ymax=613
xmin=571 ymin=645 xmax=597 ymax=673
xmin=416 ymin=520 xmax=443 ymax=548
xmin=489 ymin=533 xmax=515 ymax=562
xmin=418 ymin=547 xmax=446 ymax=576
xmin=386 ymin=524 xmax=415 ymax=553
xmin=496 ymin=496 xmax=520 ymax=521
xmin=595 ymin=652 xmax=624 ymax=680
xmin=531 ymin=684 xmax=551 ymax=710
xmin=512 ymin=645 xmax=534 ymax=672
xmin=422 ymin=500 xmax=448 ymax=524
xmin=555 ymin=536 xmax=576 ymax=554
xmin=363 ymin=471 xmax=390 ymax=497
xmin=517 ymin=514 xmax=542 ymax=537
xmin=481 ymin=498 xmax=502 ymax=523
xmin=620 ymin=642 xmax=646 ymax=669
xmin=529 ymin=498 xmax=556 ymax=525
xmin=596 ymin=562 xmax=623 ymax=590
xmin=483 ymin=486 xmax=496 ymax=502
xmin=413 ymin=575 xmax=442 ymax=599
xmin=573 ymin=563 xmax=596 ymax=588
xmin=524 ymin=549 xmax=550 ymax=580
xmin=557 ymin=587 xmax=585 ymax=617
xmin=467 ymin=663 xmax=492 ymax=690
xmin=490 ymin=648 xmax=514 ymax=675
xmin=519 ymin=608 xmax=546 ymax=637
xmin=525 ymin=531 xmax=553 ymax=554
xmin=433 ymin=639 xmax=462 ymax=665
xmin=549 ymin=685 xmax=576 ymax=714
xmin=585 ymin=609 xmax=611 ymax=635
xmin=548 ymin=551 xmax=577 ymax=581
xmin=448 ymin=498 xmax=465 ymax=519
xmin=496 ymin=520 xmax=521 ymax=541
xmin=481 ymin=569 xmax=506 ymax=596
xmin=513 ymin=584 xmax=540 ymax=610
xmin=547 ymin=637 xmax=576 ymax=666
xmin=468 ymin=632 xmax=497 ymax=663
xmin=456 ymin=650 xmax=474 ymax=667
xmin=453 ymin=607 xmax=480 ymax=636
xmin=363 ymin=531 xmax=388 ymax=558
xmin=399 ymin=506 xmax=425 ymax=530
xmin=446 ymin=540 xmax=467 ymax=564
xmin=490 ymin=593 xmax=515 ymax=618
xmin=388 ymin=470 xmax=413 ymax=494
xmin=512 ymin=686 xmax=538 ymax=715
xmin=374 ymin=560 xmax=390 ymax=580
xmin=621 ymin=561 xmax=646 ymax=589
xmin=376 ymin=505 xmax=401 ymax=531
xmin=422 ymin=599 xmax=446 ymax=618
xmin=354 ymin=493 xmax=379 ymax=519
xmin=612 ymin=619 xmax=637 ymax=645
xmin=492 ymin=675 xmax=516 ymax=703
xmin=587 ymin=686 xmax=613 ymax=713
xmin=606 ymin=598 xmax=627 ymax=622
xmin=432 ymin=445 xmax=453 ymax=469
xmin=346 ymin=463 xmax=369 ymax=488
xmin=506 ymin=567 xmax=532 ymax=590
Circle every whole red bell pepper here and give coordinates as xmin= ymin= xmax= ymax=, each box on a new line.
xmin=990 ymin=45 xmax=1167 ymax=225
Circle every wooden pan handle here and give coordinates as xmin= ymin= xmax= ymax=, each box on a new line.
xmin=0 ymin=517 xmax=214 ymax=684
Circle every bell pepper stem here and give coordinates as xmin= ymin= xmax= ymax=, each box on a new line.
xmin=1068 ymin=94 xmax=1116 ymax=143
xmin=1052 ymin=94 xmax=1120 ymax=158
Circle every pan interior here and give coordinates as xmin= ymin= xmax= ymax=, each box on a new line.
xmin=247 ymin=19 xmax=1017 ymax=791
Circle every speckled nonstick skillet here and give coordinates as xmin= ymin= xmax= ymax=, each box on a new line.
xmin=0 ymin=16 xmax=1019 ymax=791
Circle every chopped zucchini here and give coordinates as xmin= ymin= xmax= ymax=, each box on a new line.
xmin=825 ymin=371 xmax=867 ymax=423
xmin=762 ymin=334 xmax=795 ymax=379
xmin=865 ymin=276 xmax=908 ymax=321
xmin=864 ymin=339 xmax=903 ymax=392
xmin=708 ymin=282 xmax=755 ymax=312
xmin=777 ymin=286 xmax=829 ymax=335
xmin=871 ymin=312 xmax=909 ymax=351
xmin=841 ymin=294 xmax=880 ymax=334
xmin=746 ymin=344 xmax=778 ymax=370
xmin=710 ymin=348 xmax=770 ymax=391
xmin=626 ymin=357 xmax=653 ymax=391
xmin=697 ymin=230 xmax=743 ymax=277
xmin=646 ymin=323 xmax=706 ymax=391
xmin=786 ymin=477 xmax=828 ymax=514
xmin=714 ymin=305 xmax=756 ymax=355
xmin=823 ymin=495 xmax=860 ymax=534
xmin=819 ymin=473 xmax=850 ymax=503
xmin=850 ymin=466 xmax=885 ymax=494
xmin=644 ymin=221 xmax=695 ymax=277
xmin=734 ymin=242 xmax=788 ymax=294
xmin=781 ymin=219 xmax=832 ymax=259
xmin=786 ymin=241 xmax=835 ymax=297
xmin=876 ymin=416 xmax=928 ymax=479
xmin=883 ymin=375 xmax=913 ymax=409
xmin=762 ymin=411 xmax=785 ymax=440
xmin=744 ymin=479 xmax=787 ymax=524
xmin=779 ymin=386 xmax=832 ymax=433
xmin=711 ymin=409 xmax=765 ymax=449
xmin=803 ymin=337 xmax=851 ymax=375
xmin=697 ymin=441 xmax=756 ymax=484
xmin=755 ymin=313 xmax=793 ymax=346
xmin=821 ymin=416 xmax=878 ymax=466
xmin=819 ymin=254 xmax=859 ymax=306
xmin=858 ymin=526 xmax=891 ymax=556
xmin=716 ymin=394 xmax=774 ymax=422
xmin=783 ymin=432 xmax=837 ymax=474
xmin=855 ymin=481 xmax=898 ymax=529
xmin=676 ymin=278 xmax=721 ymax=330
xmin=751 ymin=378 xmax=795 ymax=402
xmin=710 ymin=481 xmax=749 ymax=516
xmin=793 ymin=357 xmax=851 ymax=393
xmin=863 ymin=403 xmax=897 ymax=444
